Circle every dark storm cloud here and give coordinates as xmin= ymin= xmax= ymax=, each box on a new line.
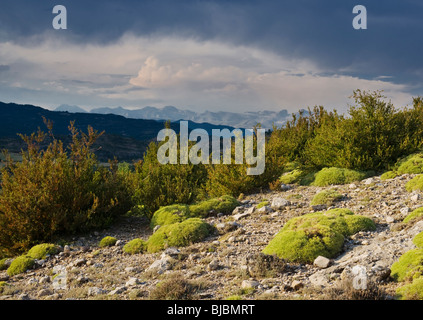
xmin=1 ymin=0 xmax=422 ymax=88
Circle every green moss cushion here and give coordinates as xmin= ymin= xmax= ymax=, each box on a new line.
xmin=263 ymin=208 xmax=376 ymax=263
xmin=390 ymin=249 xmax=423 ymax=282
xmin=146 ymin=218 xmax=213 ymax=253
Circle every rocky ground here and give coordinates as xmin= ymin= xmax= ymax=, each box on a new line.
xmin=1 ymin=173 xmax=423 ymax=300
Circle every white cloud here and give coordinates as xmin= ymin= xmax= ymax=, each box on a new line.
xmin=0 ymin=33 xmax=413 ymax=112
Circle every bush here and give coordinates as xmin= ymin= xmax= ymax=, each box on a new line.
xmin=99 ymin=236 xmax=117 ymax=248
xmin=413 ymin=232 xmax=423 ymax=248
xmin=189 ymin=195 xmax=239 ymax=217
xmin=0 ymin=258 xmax=9 ymax=271
xmin=27 ymin=243 xmax=58 ymax=260
xmin=262 ymin=208 xmax=376 ymax=263
xmin=149 ymin=273 xmax=202 ymax=300
xmin=310 ymin=189 xmax=343 ymax=206
xmin=406 ymin=175 xmax=423 ymax=192
xmin=150 ymin=195 xmax=239 ymax=228
xmin=380 ymin=171 xmax=397 ymax=180
xmin=7 ymin=255 xmax=35 ymax=276
xmin=0 ymin=121 xmax=134 ymax=257
xmin=312 ymin=167 xmax=368 ymax=187
xmin=146 ymin=218 xmax=213 ymax=253
xmin=396 ymin=277 xmax=423 ymax=300
xmin=133 ymin=141 xmax=208 ymax=219
xmin=396 ymin=153 xmax=423 ymax=175
xmin=403 ymin=207 xmax=423 ymax=224
xmin=150 ymin=204 xmax=190 ymax=228
xmin=123 ymin=239 xmax=146 ymax=255
xmin=390 ymin=249 xmax=423 ymax=282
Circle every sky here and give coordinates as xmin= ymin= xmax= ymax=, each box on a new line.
xmin=0 ymin=0 xmax=422 ymax=114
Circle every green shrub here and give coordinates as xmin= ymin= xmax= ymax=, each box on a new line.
xmin=390 ymin=249 xmax=423 ymax=282
xmin=134 ymin=141 xmax=208 ymax=219
xmin=396 ymin=277 xmax=423 ymax=300
xmin=150 ymin=204 xmax=190 ymax=228
xmin=150 ymin=195 xmax=239 ymax=228
xmin=0 ymin=121 xmax=134 ymax=257
xmin=189 ymin=195 xmax=239 ymax=217
xmin=380 ymin=171 xmax=397 ymax=180
xmin=310 ymin=189 xmax=343 ymax=206
xmin=123 ymin=239 xmax=146 ymax=255
xmin=404 ymin=207 xmax=423 ymax=224
xmin=406 ymin=175 xmax=423 ymax=192
xmin=396 ymin=153 xmax=423 ymax=175
xmin=262 ymin=208 xmax=375 ymax=263
xmin=413 ymin=232 xmax=423 ymax=249
xmin=27 ymin=243 xmax=58 ymax=260
xmin=279 ymin=169 xmax=304 ymax=184
xmin=7 ymin=255 xmax=35 ymax=276
xmin=146 ymin=218 xmax=213 ymax=253
xmin=312 ymin=167 xmax=368 ymax=187
xmin=99 ymin=236 xmax=117 ymax=248
xmin=0 ymin=258 xmax=9 ymax=271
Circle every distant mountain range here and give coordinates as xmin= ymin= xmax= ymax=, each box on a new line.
xmin=0 ymin=102 xmax=238 ymax=162
xmin=55 ymin=104 xmax=298 ymax=129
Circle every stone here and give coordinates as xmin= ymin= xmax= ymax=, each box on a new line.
xmin=363 ymin=178 xmax=375 ymax=185
xmin=386 ymin=216 xmax=395 ymax=223
xmin=241 ymin=280 xmax=260 ymax=289
xmin=410 ymin=194 xmax=421 ymax=202
xmin=349 ymin=183 xmax=357 ymax=189
xmin=153 ymin=225 xmax=161 ymax=233
xmin=291 ymin=280 xmax=304 ymax=291
xmin=162 ymin=247 xmax=180 ymax=258
xmin=88 ymin=287 xmax=108 ymax=296
xmin=38 ymin=289 xmax=53 ymax=297
xmin=313 ymin=256 xmax=331 ymax=269
xmin=207 ymin=259 xmax=220 ymax=271
xmin=280 ymin=184 xmax=291 ymax=191
xmin=39 ymin=276 xmax=50 ymax=284
xmin=311 ymin=204 xmax=327 ymax=212
xmin=258 ymin=206 xmax=273 ymax=214
xmin=271 ymin=197 xmax=290 ymax=210
xmin=73 ymin=258 xmax=86 ymax=267
xmin=109 ymin=286 xmax=127 ymax=295
xmin=0 ymin=273 xmax=9 ymax=282
xmin=126 ymin=277 xmax=141 ymax=286
xmin=400 ymin=207 xmax=411 ymax=216
xmin=233 ymin=212 xmax=250 ymax=221
xmin=146 ymin=257 xmax=173 ymax=274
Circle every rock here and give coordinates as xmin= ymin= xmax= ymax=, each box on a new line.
xmin=88 ymin=287 xmax=108 ymax=296
xmin=63 ymin=245 xmax=71 ymax=254
xmin=126 ymin=277 xmax=141 ymax=286
xmin=241 ymin=280 xmax=260 ymax=290
xmin=162 ymin=247 xmax=180 ymax=258
xmin=280 ymin=184 xmax=291 ymax=191
xmin=410 ymin=194 xmax=421 ymax=202
xmin=291 ymin=280 xmax=304 ymax=291
xmin=313 ymin=256 xmax=331 ymax=269
xmin=39 ymin=276 xmax=50 ymax=284
xmin=386 ymin=216 xmax=395 ymax=223
xmin=400 ymin=207 xmax=410 ymax=216
xmin=233 ymin=212 xmax=250 ymax=221
xmin=245 ymin=206 xmax=255 ymax=214
xmin=109 ymin=286 xmax=127 ymax=295
xmin=271 ymin=197 xmax=290 ymax=210
xmin=232 ymin=206 xmax=244 ymax=215
xmin=349 ymin=183 xmax=357 ymax=189
xmin=0 ymin=273 xmax=9 ymax=282
xmin=363 ymin=178 xmax=375 ymax=185
xmin=38 ymin=289 xmax=53 ymax=297
xmin=207 ymin=259 xmax=220 ymax=271
xmin=153 ymin=225 xmax=161 ymax=233
xmin=311 ymin=204 xmax=327 ymax=212
xmin=115 ymin=240 xmax=123 ymax=246
xmin=18 ymin=293 xmax=31 ymax=300
xmin=258 ymin=206 xmax=273 ymax=214
xmin=146 ymin=257 xmax=173 ymax=274
xmin=73 ymin=258 xmax=86 ymax=267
